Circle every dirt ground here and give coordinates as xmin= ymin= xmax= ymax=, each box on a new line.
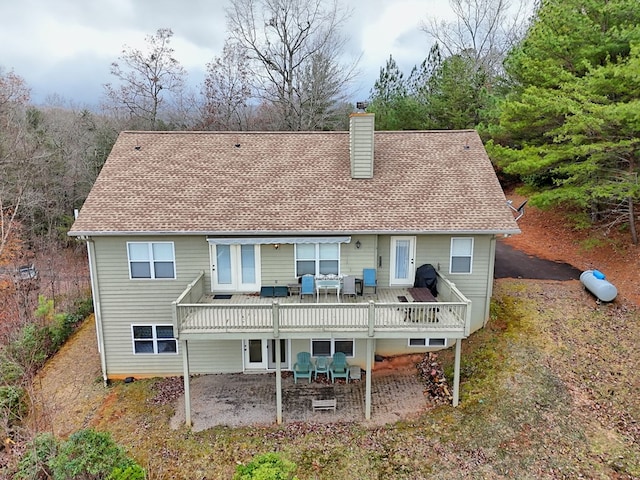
xmin=29 ymin=317 xmax=104 ymax=437
xmin=503 ymin=191 xmax=640 ymax=306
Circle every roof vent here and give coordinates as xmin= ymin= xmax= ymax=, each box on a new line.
xmin=507 ymin=200 xmax=527 ymax=221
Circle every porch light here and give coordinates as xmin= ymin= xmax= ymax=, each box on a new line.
xmin=273 ymin=244 xmax=279 ymax=250
xmin=355 ymin=240 xmax=361 ymax=249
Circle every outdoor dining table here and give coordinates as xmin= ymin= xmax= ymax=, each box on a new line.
xmin=315 ymin=277 xmax=341 ymax=301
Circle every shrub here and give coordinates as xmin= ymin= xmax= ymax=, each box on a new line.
xmin=35 ymin=295 xmax=72 ymax=352
xmin=14 ymin=432 xmax=58 ymax=480
xmin=14 ymin=430 xmax=145 ymax=480
xmin=50 ymin=429 xmax=141 ymax=480
xmin=48 ymin=313 xmax=74 ymax=352
xmin=233 ymin=452 xmax=299 ymax=480
xmin=0 ymin=356 xmax=25 ymax=384
xmin=4 ymin=294 xmax=92 ymax=379
xmin=108 ymin=464 xmax=147 ymax=480
xmin=70 ymin=294 xmax=94 ymax=322
xmin=6 ymin=323 xmax=51 ymax=376
xmin=0 ymin=293 xmax=94 ymax=435
xmin=0 ymin=385 xmax=26 ymax=423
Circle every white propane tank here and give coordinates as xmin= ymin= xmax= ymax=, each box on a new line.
xmin=580 ymin=270 xmax=617 ymax=302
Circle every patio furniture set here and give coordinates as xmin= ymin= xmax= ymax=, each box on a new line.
xmin=290 ymin=269 xmax=377 ymax=302
xmin=293 ymin=351 xmax=360 ymax=384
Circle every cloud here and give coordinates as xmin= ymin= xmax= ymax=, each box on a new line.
xmin=0 ymin=0 xmax=456 ymax=107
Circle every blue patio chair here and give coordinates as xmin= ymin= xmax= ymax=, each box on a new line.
xmin=300 ymin=274 xmax=315 ymax=300
xmin=293 ymin=351 xmax=313 ymax=384
xmin=329 ymin=351 xmax=349 ymax=383
xmin=363 ymin=268 xmax=377 ymax=296
xmin=314 ymin=356 xmax=330 ymax=380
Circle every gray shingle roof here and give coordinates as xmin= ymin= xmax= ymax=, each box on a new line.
xmin=69 ymin=129 xmax=520 ymax=236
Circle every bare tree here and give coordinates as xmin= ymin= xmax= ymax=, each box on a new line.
xmin=0 ymin=70 xmax=41 ymax=259
xmin=226 ymin=0 xmax=358 ymax=130
xmin=29 ymin=105 xmax=119 ymax=242
xmin=421 ymin=0 xmax=532 ymax=78
xmin=200 ymin=40 xmax=253 ymax=131
xmin=103 ymin=28 xmax=187 ymax=129
xmin=1 ymin=74 xmax=119 ymax=254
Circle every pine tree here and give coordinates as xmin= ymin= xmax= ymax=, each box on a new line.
xmin=487 ymin=0 xmax=640 ymax=243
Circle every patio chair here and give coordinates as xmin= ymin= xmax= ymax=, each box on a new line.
xmin=300 ymin=274 xmax=315 ymax=300
xmin=293 ymin=351 xmax=313 ymax=384
xmin=363 ymin=268 xmax=377 ymax=296
xmin=342 ymin=275 xmax=357 ymax=300
xmin=314 ymin=356 xmax=330 ymax=380
xmin=329 ymin=352 xmax=350 ymax=383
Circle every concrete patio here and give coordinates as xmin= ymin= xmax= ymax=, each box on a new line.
xmin=170 ymin=366 xmax=433 ymax=432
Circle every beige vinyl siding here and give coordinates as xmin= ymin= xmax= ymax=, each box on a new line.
xmin=93 ymin=235 xmax=211 ymax=377
xmin=340 ymin=236 xmax=377 ymax=277
xmin=259 ymin=244 xmax=295 ymax=285
xmin=91 ymin=232 xmax=494 ymax=378
xmin=375 ymin=338 xmax=446 ymax=357
xmin=290 ymin=339 xmax=311 ymax=364
xmin=417 ymin=234 xmax=493 ymax=333
xmin=184 ymin=339 xmax=244 ymax=374
xmin=373 ymin=234 xmax=494 ymax=333
xmin=349 ymin=114 xmax=375 ymax=179
xmin=376 ymin=236 xmax=391 ymax=287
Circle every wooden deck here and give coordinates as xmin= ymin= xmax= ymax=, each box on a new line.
xmin=173 ymin=274 xmax=471 ymax=340
xmin=202 ymin=287 xmax=410 ymax=305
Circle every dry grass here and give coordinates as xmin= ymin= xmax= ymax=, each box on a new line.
xmin=23 ymin=278 xmax=637 ymax=479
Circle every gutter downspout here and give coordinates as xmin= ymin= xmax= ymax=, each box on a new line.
xmin=85 ymin=237 xmax=108 ymax=386
xmin=484 ymin=235 xmax=497 ymax=328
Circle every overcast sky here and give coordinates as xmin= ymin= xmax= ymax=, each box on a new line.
xmin=0 ymin=0 xmax=455 ymax=108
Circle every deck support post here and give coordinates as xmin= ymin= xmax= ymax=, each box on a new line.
xmin=453 ymin=338 xmax=461 ymax=407
xmin=275 ymin=336 xmax=283 ymax=424
xmin=367 ymin=300 xmax=375 ymax=337
xmin=273 ymin=301 xmax=280 ymax=337
xmin=365 ymin=338 xmax=373 ymax=420
xmin=182 ymin=340 xmax=192 ymax=426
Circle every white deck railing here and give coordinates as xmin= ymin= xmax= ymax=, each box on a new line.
xmin=173 ymin=272 xmax=470 ymax=339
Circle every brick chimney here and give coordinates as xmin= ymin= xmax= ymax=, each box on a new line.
xmin=349 ymin=113 xmax=375 ymax=179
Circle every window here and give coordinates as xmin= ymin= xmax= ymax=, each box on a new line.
xmin=311 ymin=339 xmax=331 ymax=357
xmin=128 ymin=242 xmax=175 ymax=279
xmin=450 ymin=238 xmax=473 ymax=274
xmin=295 ymin=243 xmax=339 ymax=277
xmin=311 ymin=338 xmax=354 ymax=357
xmin=132 ymin=325 xmax=177 ymax=354
xmin=408 ymin=338 xmax=447 ymax=347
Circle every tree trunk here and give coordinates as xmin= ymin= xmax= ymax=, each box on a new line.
xmin=628 ymin=197 xmax=638 ymax=245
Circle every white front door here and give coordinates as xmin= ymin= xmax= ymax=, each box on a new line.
xmin=211 ymin=244 xmax=261 ymax=292
xmin=244 ymin=339 xmax=267 ymax=369
xmin=243 ymin=339 xmax=289 ymax=370
xmin=390 ymin=236 xmax=416 ymax=286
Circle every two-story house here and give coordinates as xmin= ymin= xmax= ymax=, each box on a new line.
xmin=69 ymin=113 xmax=519 ymax=424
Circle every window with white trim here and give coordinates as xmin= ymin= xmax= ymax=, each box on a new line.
xmin=132 ymin=325 xmax=178 ymax=354
xmin=127 ymin=242 xmax=176 ymax=279
xmin=408 ymin=338 xmax=447 ymax=347
xmin=450 ymin=237 xmax=473 ymax=274
xmin=295 ymin=243 xmax=339 ymax=277
xmin=311 ymin=338 xmax=354 ymax=357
